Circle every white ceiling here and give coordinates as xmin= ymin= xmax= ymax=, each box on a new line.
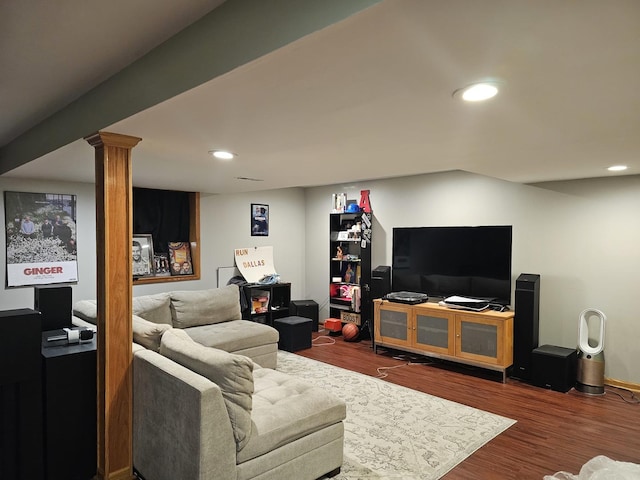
xmin=2 ymin=0 xmax=640 ymax=194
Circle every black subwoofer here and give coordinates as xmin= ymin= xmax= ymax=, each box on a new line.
xmin=532 ymin=344 xmax=577 ymax=393
xmin=34 ymin=285 xmax=72 ymax=331
xmin=512 ymin=273 xmax=540 ymax=381
xmin=289 ymin=300 xmax=319 ymax=332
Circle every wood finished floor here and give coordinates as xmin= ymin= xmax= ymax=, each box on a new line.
xmin=298 ymin=330 xmax=640 ymax=480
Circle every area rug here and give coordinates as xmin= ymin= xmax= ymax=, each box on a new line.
xmin=276 ymin=351 xmax=516 ymax=480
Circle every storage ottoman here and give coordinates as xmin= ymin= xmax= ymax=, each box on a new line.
xmin=274 ymin=316 xmax=312 ymax=352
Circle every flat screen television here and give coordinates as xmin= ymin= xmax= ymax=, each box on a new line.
xmin=392 ymin=225 xmax=513 ymax=305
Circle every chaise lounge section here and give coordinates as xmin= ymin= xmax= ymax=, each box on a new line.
xmin=133 ymin=330 xmax=346 ymax=480
xmin=73 ymin=284 xmax=346 ymax=479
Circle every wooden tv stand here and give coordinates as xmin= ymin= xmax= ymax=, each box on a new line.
xmin=373 ymin=299 xmax=514 ymax=382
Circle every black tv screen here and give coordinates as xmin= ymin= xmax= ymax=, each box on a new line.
xmin=392 ymin=226 xmax=513 ymax=305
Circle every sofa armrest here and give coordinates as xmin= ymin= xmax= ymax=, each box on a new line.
xmin=133 ymin=349 xmax=236 ymax=480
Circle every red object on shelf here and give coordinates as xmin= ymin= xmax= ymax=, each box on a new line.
xmin=359 ymin=190 xmax=371 ymax=213
xmin=324 ymin=318 xmax=342 ymax=333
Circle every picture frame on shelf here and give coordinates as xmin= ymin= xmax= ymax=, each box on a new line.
xmin=341 ymin=262 xmax=358 ymax=283
xmin=133 ymin=234 xmax=154 ymax=277
xmin=168 ymin=242 xmax=193 ymax=275
xmin=251 ymin=203 xmax=269 ymax=236
xmin=153 ymin=253 xmax=171 ymax=277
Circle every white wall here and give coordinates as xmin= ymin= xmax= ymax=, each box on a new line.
xmin=3 ymin=172 xmax=638 ymax=383
xmin=130 ymin=188 xmax=307 ymax=299
xmin=304 ymin=170 xmax=640 ymax=384
xmin=0 ymin=177 xmax=97 ymax=309
xmin=198 ymin=188 xmax=307 ymax=300
xmin=0 ymin=179 xmax=306 ymax=306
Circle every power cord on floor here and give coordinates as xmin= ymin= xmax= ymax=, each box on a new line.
xmin=312 ymin=327 xmax=336 ymax=346
xmin=604 ymin=384 xmax=640 ymax=405
xmin=375 ymin=355 xmax=435 ymax=379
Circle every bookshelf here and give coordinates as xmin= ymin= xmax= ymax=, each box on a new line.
xmin=329 ymin=211 xmax=372 ymax=330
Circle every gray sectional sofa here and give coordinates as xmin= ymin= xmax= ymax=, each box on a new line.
xmin=73 ymin=284 xmax=279 ymax=369
xmin=72 ymin=284 xmax=346 ymax=480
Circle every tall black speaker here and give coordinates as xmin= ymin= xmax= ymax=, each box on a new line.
xmin=371 ymin=265 xmax=391 ymax=300
xmin=0 ymin=309 xmax=44 ymax=480
xmin=513 ymin=273 xmax=540 ymax=381
xmin=34 ymin=285 xmax=72 ymax=331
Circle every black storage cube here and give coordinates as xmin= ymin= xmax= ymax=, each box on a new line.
xmin=275 ymin=316 xmax=312 ymax=352
xmin=531 ymin=344 xmax=577 ymax=393
xmin=289 ymin=300 xmax=319 ymax=331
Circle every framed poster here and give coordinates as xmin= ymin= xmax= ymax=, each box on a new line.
xmin=4 ymin=191 xmax=78 ymax=287
xmin=168 ymin=242 xmax=193 ymax=275
xmin=251 ymin=204 xmax=269 ymax=236
xmin=132 ymin=235 xmax=154 ymax=277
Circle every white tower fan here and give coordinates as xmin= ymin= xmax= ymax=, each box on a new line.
xmin=576 ymin=308 xmax=607 ymax=395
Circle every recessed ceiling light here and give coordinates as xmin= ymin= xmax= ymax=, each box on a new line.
xmin=607 ymin=165 xmax=628 ymax=172
xmin=209 ymin=150 xmax=236 ymax=160
xmin=453 ymin=82 xmax=500 ymax=102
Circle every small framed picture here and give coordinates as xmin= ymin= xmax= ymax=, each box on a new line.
xmin=168 ymin=242 xmax=193 ymax=276
xmin=133 ymin=235 xmax=154 ymax=277
xmin=153 ymin=253 xmax=171 ymax=277
xmin=251 ymin=204 xmax=269 ymax=236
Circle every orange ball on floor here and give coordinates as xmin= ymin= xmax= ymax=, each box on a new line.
xmin=342 ymin=323 xmax=359 ymax=341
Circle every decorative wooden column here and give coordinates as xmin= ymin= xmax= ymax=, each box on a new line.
xmin=85 ymin=131 xmax=141 ymax=480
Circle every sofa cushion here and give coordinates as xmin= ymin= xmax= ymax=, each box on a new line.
xmin=184 ymin=320 xmax=278 ymax=353
xmin=237 ymin=367 xmax=346 ymax=463
xmin=169 ymin=284 xmax=241 ymax=329
xmin=73 ymin=300 xmax=98 ymax=324
xmin=133 ymin=293 xmax=172 ymax=325
xmin=159 ymin=328 xmax=254 ymax=451
xmin=132 ymin=315 xmax=171 ymax=351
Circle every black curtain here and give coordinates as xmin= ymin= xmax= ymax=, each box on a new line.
xmin=133 ymin=188 xmax=190 ymax=254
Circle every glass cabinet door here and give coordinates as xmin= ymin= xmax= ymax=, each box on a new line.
xmin=375 ymin=305 xmax=411 ymax=348
xmin=455 ymin=315 xmax=504 ymax=365
xmin=414 ymin=311 xmax=455 ymax=355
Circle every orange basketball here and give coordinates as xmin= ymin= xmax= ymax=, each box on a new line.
xmin=342 ymin=323 xmax=359 ymax=342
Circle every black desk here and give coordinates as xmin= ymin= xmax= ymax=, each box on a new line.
xmin=41 ymin=330 xmax=97 ymax=480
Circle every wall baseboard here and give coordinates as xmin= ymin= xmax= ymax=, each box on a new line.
xmin=605 ymin=377 xmax=640 ymax=394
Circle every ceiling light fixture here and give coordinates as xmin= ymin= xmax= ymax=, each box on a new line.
xmin=453 ymin=81 xmax=501 ymax=102
xmin=209 ymin=150 xmax=236 ymax=160
xmin=607 ymin=165 xmax=628 ymax=172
